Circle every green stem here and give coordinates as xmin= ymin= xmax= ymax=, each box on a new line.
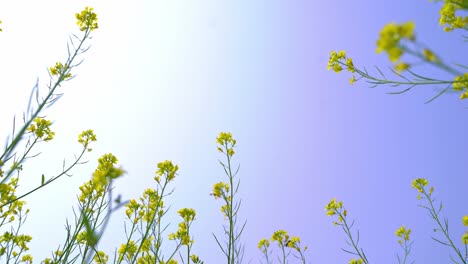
xmin=423 ymin=190 xmax=466 ymax=264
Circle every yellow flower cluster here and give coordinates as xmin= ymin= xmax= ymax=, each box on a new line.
xmin=91 ymin=153 xmax=125 ymax=191
xmin=93 ymin=251 xmax=108 ymax=264
xmin=168 ymin=208 xmax=196 ymax=246
xmin=271 ymin=229 xmax=289 ymax=245
xmin=376 ymin=21 xmax=415 ymax=62
xmin=411 ymin=178 xmax=434 ymax=200
xmin=49 ymin=62 xmax=72 ymax=80
xmin=462 ymin=215 xmax=468 ymax=244
xmin=78 ymin=153 xmax=124 ymax=203
xmin=453 ymin=73 xmax=468 ymax=99
xmin=78 ymin=129 xmax=97 ymax=151
xmin=190 ymin=254 xmax=203 ymax=264
xmin=257 ymin=238 xmax=270 ymax=253
xmin=325 ymin=198 xmax=348 ymax=226
xmin=21 ymin=254 xmax=33 ymax=264
xmin=154 ymin=160 xmax=178 ymax=183
xmin=0 ymin=178 xmax=28 ymax=223
xmin=327 ymin=51 xmax=357 ymax=84
xmin=76 ymin=7 xmax=98 ymax=31
xmin=258 ymin=230 xmax=307 ymax=261
xmin=439 ymin=1 xmax=468 ymax=31
xmin=211 ymin=182 xmax=229 ymax=199
xmin=0 ymin=232 xmax=32 ymax=257
xmin=118 ymin=240 xmax=138 ymax=262
xmin=325 ymin=198 xmax=343 ymax=216
xmin=349 ymin=258 xmax=364 ymax=264
xmin=27 ymin=118 xmax=55 ymax=141
xmin=216 ymin=132 xmax=236 ymax=156
xmin=422 ymin=48 xmax=439 ymax=62
xmin=395 ymin=225 xmax=411 ymax=245
xmin=270 ymin=230 xmax=303 ymax=250
xmin=141 ymin=188 xmax=163 ymax=222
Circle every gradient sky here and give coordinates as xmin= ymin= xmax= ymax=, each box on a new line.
xmin=0 ymin=1 xmax=467 ymax=263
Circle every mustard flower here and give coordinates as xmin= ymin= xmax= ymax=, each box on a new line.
xmin=178 ymin=207 xmax=196 ymax=222
xmin=155 ymin=160 xmax=178 ymax=183
xmin=257 ymin=238 xmax=270 ymax=251
xmin=27 ymin=117 xmax=55 ymax=141
xmin=325 ymin=198 xmax=343 ymax=217
xmin=21 ymin=254 xmax=33 ymax=264
xmin=212 ymin=182 xmax=229 ymax=199
xmin=190 ymin=254 xmax=203 ymax=263
xmin=92 ymin=154 xmax=125 ymax=190
xmin=349 ymin=75 xmax=357 ymax=85
xmin=376 ymin=21 xmax=415 ymax=62
xmin=349 ymin=258 xmax=364 ymax=264
xmin=422 ymin=48 xmax=438 ymax=62
xmin=49 ymin=62 xmax=72 ymax=80
xmin=439 ymin=1 xmax=468 ymax=31
xmin=463 ymin=215 xmax=468 ymax=227
xmin=395 ymin=62 xmax=410 ymax=73
xmin=125 ymin=199 xmax=141 ymax=219
xmin=411 ymin=178 xmax=428 ymax=193
xmin=462 ymin=231 xmax=468 ymax=245
xmin=286 ymin=236 xmax=301 ymax=250
xmin=142 ymin=236 xmax=154 ymax=253
xmin=76 ymin=7 xmax=98 ymax=31
xmin=327 ymin=50 xmax=347 ymax=73
xmin=0 ymin=20 xmax=2 ymax=32
xmin=216 ymin=132 xmax=237 ymax=156
xmin=93 ymin=251 xmax=108 ymax=264
xmin=78 ymin=129 xmax=97 ymax=150
xmin=118 ymin=240 xmax=138 ymax=261
xmin=216 ymin=132 xmax=236 ymax=146
xmin=169 ymin=219 xmax=192 ymax=246
xmin=271 ymin=229 xmax=289 ymax=245
xmin=395 ymin=225 xmax=411 ymax=244
xmin=346 ymin=58 xmax=355 ymax=73
xmin=453 ymin=73 xmax=468 ymax=98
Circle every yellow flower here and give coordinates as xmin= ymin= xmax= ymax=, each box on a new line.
xmin=325 ymin=198 xmax=343 ymax=217
xmin=78 ymin=129 xmax=97 ymax=150
xmin=376 ymin=21 xmax=415 ymax=62
xmin=49 ymin=62 xmax=72 ymax=80
xmin=257 ymin=238 xmax=270 ymax=250
xmin=349 ymin=75 xmax=357 ymax=85
xmin=395 ymin=62 xmax=410 ymax=73
xmin=462 ymin=215 xmax=468 ymax=227
xmin=21 ymin=254 xmax=33 ymax=264
xmin=395 ymin=225 xmax=411 ymax=244
xmin=453 ymin=73 xmax=468 ymax=100
xmin=286 ymin=236 xmax=301 ymax=250
xmin=346 ymin=58 xmax=355 ymax=72
xmin=93 ymin=251 xmax=108 ymax=264
xmin=211 ymin=182 xmax=229 ymax=199
xmin=28 ymin=117 xmax=55 ymax=141
xmin=76 ymin=7 xmax=98 ymax=31
xmin=349 ymin=258 xmax=364 ymax=264
xmin=423 ymin=49 xmax=438 ymax=62
xmin=178 ymin=208 xmax=196 ymax=222
xmin=439 ymin=2 xmax=468 ymax=31
xmin=411 ymin=178 xmax=428 ymax=193
xmin=462 ymin=231 xmax=468 ymax=245
xmin=216 ymin=132 xmax=237 ymax=156
xmin=155 ymin=160 xmax=178 ymax=182
xmin=271 ymin=230 xmax=289 ymax=245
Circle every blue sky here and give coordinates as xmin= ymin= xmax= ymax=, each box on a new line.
xmin=0 ymin=1 xmax=467 ymax=263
